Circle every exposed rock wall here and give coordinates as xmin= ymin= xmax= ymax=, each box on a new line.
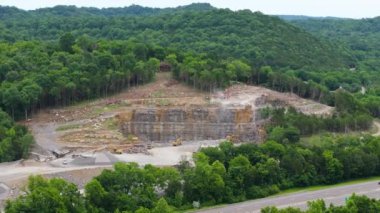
xmin=117 ymin=106 xmax=262 ymax=142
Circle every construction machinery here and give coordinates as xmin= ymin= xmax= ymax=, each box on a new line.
xmin=172 ymin=138 xmax=182 ymax=146
xmin=111 ymin=148 xmax=123 ymax=154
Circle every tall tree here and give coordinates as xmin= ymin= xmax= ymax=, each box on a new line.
xmin=59 ymin=32 xmax=75 ymax=53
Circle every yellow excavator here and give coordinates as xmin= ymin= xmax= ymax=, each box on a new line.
xmin=172 ymin=138 xmax=182 ymax=146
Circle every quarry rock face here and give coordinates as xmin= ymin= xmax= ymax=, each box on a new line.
xmin=117 ymin=106 xmax=263 ymax=142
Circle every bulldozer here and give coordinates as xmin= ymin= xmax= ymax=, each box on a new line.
xmin=172 ymin=138 xmax=182 ymax=146
xmin=110 ymin=146 xmax=124 ymax=154
xmin=113 ymin=149 xmax=123 ymax=154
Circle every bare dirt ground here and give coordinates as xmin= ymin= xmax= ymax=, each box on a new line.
xmin=212 ymin=84 xmax=334 ymax=116
xmin=0 ymin=73 xmax=335 ymax=209
xmin=113 ymin=72 xmax=209 ymax=106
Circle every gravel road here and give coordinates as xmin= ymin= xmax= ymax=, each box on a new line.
xmin=0 ymin=184 xmax=9 ymax=200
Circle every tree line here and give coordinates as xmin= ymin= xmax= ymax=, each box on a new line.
xmin=6 ymin=135 xmax=380 ymax=212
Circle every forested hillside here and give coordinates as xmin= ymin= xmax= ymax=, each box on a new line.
xmin=1 ymin=4 xmax=379 ymax=163
xmin=0 ymin=4 xmax=351 ymax=70
xmin=283 ymin=16 xmax=380 ymax=71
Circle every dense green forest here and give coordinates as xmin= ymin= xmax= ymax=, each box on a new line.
xmin=282 ymin=16 xmax=380 ymax=71
xmin=0 ymin=4 xmax=351 ymax=70
xmin=6 ymin=135 xmax=380 ymax=212
xmin=265 ymin=105 xmax=372 ymax=139
xmin=0 ymin=38 xmax=163 ymax=119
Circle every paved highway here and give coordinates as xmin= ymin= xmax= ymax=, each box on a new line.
xmin=197 ymin=180 xmax=380 ymax=213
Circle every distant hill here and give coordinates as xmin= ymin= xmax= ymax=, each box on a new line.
xmin=0 ymin=3 xmax=216 ymax=18
xmin=285 ymin=16 xmax=380 ymax=70
xmin=0 ymin=4 xmax=352 ymax=70
xmin=277 ymin=15 xmax=348 ymax=21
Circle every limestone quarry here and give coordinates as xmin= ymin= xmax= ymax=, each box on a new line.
xmin=26 ymin=72 xmax=334 ymax=152
xmin=0 ymin=72 xmax=335 ymax=208
xmin=114 ymin=75 xmax=332 ymax=144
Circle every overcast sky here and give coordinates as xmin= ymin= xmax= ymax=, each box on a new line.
xmin=1 ymin=0 xmax=379 ymax=18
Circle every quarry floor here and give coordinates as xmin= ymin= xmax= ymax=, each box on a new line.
xmin=0 ymin=72 xmax=335 ymax=209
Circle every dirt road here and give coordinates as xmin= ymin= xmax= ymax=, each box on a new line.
xmin=197 ymin=180 xmax=380 ymax=213
xmin=0 ymin=141 xmax=217 ymax=181
xmin=0 ymin=184 xmax=9 ymax=201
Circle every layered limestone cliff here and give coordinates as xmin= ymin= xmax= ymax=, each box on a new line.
xmin=117 ymin=106 xmax=263 ymax=142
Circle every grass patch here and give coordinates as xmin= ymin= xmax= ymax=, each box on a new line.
xmin=56 ymin=124 xmax=82 ymax=131
xmin=105 ymin=118 xmax=118 ymax=130
xmin=89 ymin=103 xmax=122 ymax=117
xmin=151 ymin=90 xmax=164 ymax=98
xmin=301 ymin=120 xmax=379 ymax=147
xmin=157 ymin=99 xmax=171 ymax=106
xmin=300 ymin=131 xmax=371 ymax=147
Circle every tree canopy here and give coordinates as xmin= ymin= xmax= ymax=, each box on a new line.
xmin=0 ymin=4 xmax=352 ymax=70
